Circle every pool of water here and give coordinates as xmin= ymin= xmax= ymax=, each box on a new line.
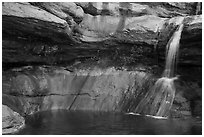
xmin=16 ymin=110 xmax=202 ymax=135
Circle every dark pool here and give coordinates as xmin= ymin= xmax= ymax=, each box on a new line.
xmin=16 ymin=110 xmax=202 ymax=135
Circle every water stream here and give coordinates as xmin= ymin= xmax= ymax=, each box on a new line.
xmin=163 ymin=18 xmax=184 ymax=77
xmin=134 ymin=17 xmax=185 ymax=117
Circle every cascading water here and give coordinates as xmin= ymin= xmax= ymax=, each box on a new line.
xmin=163 ymin=20 xmax=184 ymax=78
xmin=134 ymin=17 xmax=185 ymax=118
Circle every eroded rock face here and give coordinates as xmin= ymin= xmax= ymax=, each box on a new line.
xmin=3 ymin=67 xmax=154 ymax=115
xmin=3 ymin=67 xmax=198 ymax=118
xmin=75 ymin=2 xmax=196 ymax=17
xmin=2 ymin=105 xmax=25 ymax=134
xmin=2 ymin=2 xmax=202 ymax=66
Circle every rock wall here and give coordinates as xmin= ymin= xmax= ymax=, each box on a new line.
xmin=2 ymin=2 xmax=202 ymax=119
xmin=2 ymin=2 xmax=202 ymax=69
xmin=3 ymin=66 xmax=197 ymax=118
xmin=3 ymin=67 xmax=154 ymax=116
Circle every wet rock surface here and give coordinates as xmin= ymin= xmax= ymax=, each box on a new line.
xmin=2 ymin=67 xmax=154 ymax=115
xmin=2 ymin=105 xmax=25 ymax=134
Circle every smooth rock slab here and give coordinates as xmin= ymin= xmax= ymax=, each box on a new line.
xmin=2 ymin=2 xmax=71 ymax=43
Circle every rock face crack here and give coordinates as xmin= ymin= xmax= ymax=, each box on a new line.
xmin=2 ymin=125 xmax=14 ymax=129
xmin=68 ymin=74 xmax=90 ymax=110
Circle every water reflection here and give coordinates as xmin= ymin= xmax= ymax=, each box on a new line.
xmin=18 ymin=110 xmax=201 ymax=135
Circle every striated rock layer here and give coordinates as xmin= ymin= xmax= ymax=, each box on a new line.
xmin=2 ymin=2 xmax=202 ymax=68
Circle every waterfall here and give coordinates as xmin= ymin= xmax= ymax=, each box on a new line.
xmin=163 ymin=20 xmax=184 ymax=78
xmin=134 ymin=17 xmax=184 ymax=118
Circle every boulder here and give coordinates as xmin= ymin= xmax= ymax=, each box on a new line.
xmin=2 ymin=105 xmax=25 ymax=134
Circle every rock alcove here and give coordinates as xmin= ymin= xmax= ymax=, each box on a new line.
xmin=2 ymin=2 xmax=202 ymax=134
